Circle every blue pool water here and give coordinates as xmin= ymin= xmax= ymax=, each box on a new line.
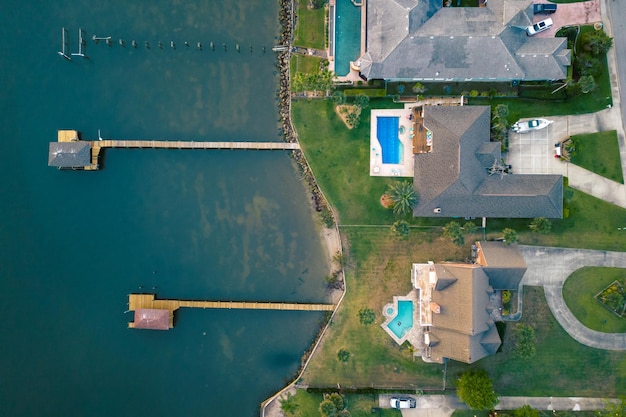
xmin=376 ymin=117 xmax=402 ymax=164
xmin=387 ymin=300 xmax=414 ymax=338
xmin=335 ymin=0 xmax=361 ymax=76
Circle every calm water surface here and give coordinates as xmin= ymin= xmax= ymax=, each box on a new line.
xmin=0 ymin=2 xmax=328 ymax=416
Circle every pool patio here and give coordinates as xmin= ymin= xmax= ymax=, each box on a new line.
xmin=381 ymin=290 xmax=424 ymax=355
xmin=370 ymin=108 xmax=416 ymax=177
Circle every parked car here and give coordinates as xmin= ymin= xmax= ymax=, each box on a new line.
xmin=534 ymin=3 xmax=557 ymax=14
xmin=390 ymin=397 xmax=417 ymax=409
xmin=527 ymin=18 xmax=553 ymax=35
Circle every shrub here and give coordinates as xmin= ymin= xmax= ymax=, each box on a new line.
xmin=580 ymin=29 xmax=613 ymax=55
xmin=337 ymin=349 xmax=350 ymax=362
xmin=358 ymin=307 xmax=376 ymax=325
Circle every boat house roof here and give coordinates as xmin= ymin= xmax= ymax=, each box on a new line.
xmin=133 ymin=308 xmax=170 ymax=330
xmin=48 ymin=142 xmax=91 ymax=168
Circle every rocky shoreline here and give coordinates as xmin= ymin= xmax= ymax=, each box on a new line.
xmin=277 ymin=0 xmax=333 ymax=222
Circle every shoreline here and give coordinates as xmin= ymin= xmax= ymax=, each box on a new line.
xmin=260 ymin=0 xmax=347 ymax=415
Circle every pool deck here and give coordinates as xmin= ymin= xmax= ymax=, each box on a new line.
xmin=370 ymin=108 xmax=416 ymax=177
xmin=381 ymin=290 xmax=424 ymax=355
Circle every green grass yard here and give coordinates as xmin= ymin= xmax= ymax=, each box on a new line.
xmin=563 ymin=267 xmax=626 ymax=333
xmin=289 ymin=390 xmax=401 ymax=417
xmin=291 ymin=54 xmax=323 ymax=76
xmin=569 ymin=130 xmax=624 ymax=183
xmin=294 ymin=1 xmax=326 ymax=49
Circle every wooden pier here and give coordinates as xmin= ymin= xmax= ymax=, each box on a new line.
xmin=51 ymin=130 xmax=300 ymax=171
xmin=128 ymin=293 xmax=335 ymax=330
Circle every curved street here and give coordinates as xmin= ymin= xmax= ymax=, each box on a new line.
xmin=518 ymin=245 xmax=626 ymax=350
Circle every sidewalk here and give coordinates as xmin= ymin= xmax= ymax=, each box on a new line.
xmin=384 ymin=395 xmax=620 ymax=417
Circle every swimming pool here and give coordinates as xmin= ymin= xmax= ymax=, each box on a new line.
xmin=376 ymin=116 xmax=402 ymax=164
xmin=334 ymin=0 xmax=361 ymax=76
xmin=387 ymin=300 xmax=414 ymax=339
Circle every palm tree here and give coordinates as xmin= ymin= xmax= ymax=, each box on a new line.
xmin=387 ymin=181 xmax=418 ymax=216
xmin=279 ymin=392 xmax=298 ymax=416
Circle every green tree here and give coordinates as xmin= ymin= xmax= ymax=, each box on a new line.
xmin=387 ymin=181 xmax=418 ymax=216
xmin=494 ymin=103 xmax=509 ymax=120
xmin=337 ymin=349 xmax=350 ymax=362
xmin=515 ymin=405 xmax=540 ymax=417
xmin=578 ymin=75 xmax=596 ymax=94
xmin=354 ymin=94 xmax=370 ymax=109
xmin=391 ymin=219 xmax=410 ymax=236
xmin=412 ymin=82 xmax=426 ymax=94
xmin=529 ymin=217 xmax=552 ymax=234
xmin=463 ymin=221 xmax=478 ymax=235
xmin=326 ymin=393 xmax=344 ymax=412
xmin=280 ymin=392 xmax=299 ymax=416
xmin=337 ymin=410 xmax=352 ymax=417
xmin=581 ymin=29 xmax=613 ymax=55
xmin=319 ymin=399 xmax=337 ymax=417
xmin=575 ymin=52 xmax=602 ymax=77
xmin=443 ymin=221 xmax=465 ymax=246
xmin=514 ymin=324 xmax=536 ymax=359
xmin=502 ymin=228 xmax=518 ymax=245
xmin=358 ymin=307 xmax=376 ymax=325
xmin=331 ymin=90 xmax=346 ymax=105
xmin=455 ymin=369 xmax=499 ymax=410
xmin=346 ymin=111 xmax=360 ymax=129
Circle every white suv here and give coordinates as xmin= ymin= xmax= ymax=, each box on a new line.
xmin=526 ymin=18 xmax=553 ymax=35
xmin=390 ymin=397 xmax=417 ymax=409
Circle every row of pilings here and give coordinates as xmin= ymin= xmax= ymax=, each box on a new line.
xmin=277 ymin=0 xmax=332 ymax=217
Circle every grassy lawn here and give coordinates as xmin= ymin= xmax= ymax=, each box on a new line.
xmin=289 ymin=390 xmax=401 ymax=417
xmin=301 ymin=228 xmax=469 ymax=388
xmin=448 ymin=286 xmax=626 ymax=396
xmin=291 ymin=54 xmax=324 ymax=75
xmin=488 ymin=187 xmax=626 ymax=252
xmin=294 ymin=1 xmax=326 ymax=49
xmin=293 ymin=98 xmax=433 ymax=226
xmin=563 ymin=267 xmax=626 ymax=333
xmin=569 ymin=130 xmax=624 ymax=183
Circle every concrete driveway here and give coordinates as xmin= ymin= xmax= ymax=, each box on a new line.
xmin=533 ymin=0 xmax=601 ymax=38
xmin=518 ymin=245 xmax=626 ymax=350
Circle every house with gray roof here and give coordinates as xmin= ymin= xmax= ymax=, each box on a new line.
xmin=359 ymin=0 xmax=570 ymax=81
xmin=48 ymin=142 xmax=92 ymax=169
xmin=413 ymin=105 xmax=563 ymax=218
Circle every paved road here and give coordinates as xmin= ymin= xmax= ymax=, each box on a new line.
xmin=378 ymin=394 xmax=620 ymax=417
xmin=518 ymin=245 xmax=626 ymax=350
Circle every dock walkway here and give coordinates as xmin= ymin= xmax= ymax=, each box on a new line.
xmin=128 ymin=294 xmax=334 ymax=329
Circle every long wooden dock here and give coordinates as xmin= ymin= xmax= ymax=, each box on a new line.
xmin=52 ymin=130 xmax=301 ymax=171
xmin=98 ymin=140 xmax=300 ymax=150
xmin=128 ymin=294 xmax=335 ymax=329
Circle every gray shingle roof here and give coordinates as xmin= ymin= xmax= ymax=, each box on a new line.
xmin=364 ymin=0 xmax=569 ymax=81
xmin=413 ymin=105 xmax=563 ymax=218
xmin=48 ymin=142 xmax=91 ymax=168
xmin=477 ymin=241 xmax=527 ymax=289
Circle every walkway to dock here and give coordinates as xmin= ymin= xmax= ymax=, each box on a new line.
xmin=128 ymin=294 xmax=334 ymax=329
xmin=96 ymin=140 xmax=300 ymax=150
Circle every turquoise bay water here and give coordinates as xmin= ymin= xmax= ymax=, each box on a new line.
xmin=334 ymin=0 xmax=362 ymax=76
xmin=388 ymin=301 xmax=414 ymax=338
xmin=0 ymin=2 xmax=328 ymax=416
